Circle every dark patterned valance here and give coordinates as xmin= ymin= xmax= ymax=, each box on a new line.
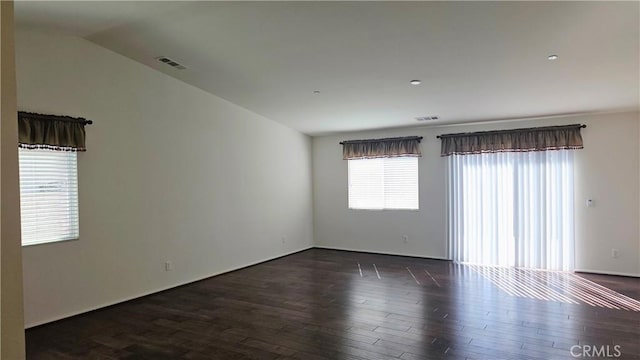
xmin=18 ymin=112 xmax=92 ymax=152
xmin=341 ymin=136 xmax=422 ymax=160
xmin=438 ymin=124 xmax=585 ymax=157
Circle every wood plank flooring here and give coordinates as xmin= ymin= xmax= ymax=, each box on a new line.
xmin=26 ymin=249 xmax=640 ymax=359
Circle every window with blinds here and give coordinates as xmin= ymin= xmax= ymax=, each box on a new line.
xmin=348 ymin=157 xmax=419 ymax=210
xmin=18 ymin=148 xmax=79 ymax=246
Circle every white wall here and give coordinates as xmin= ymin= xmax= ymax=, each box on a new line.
xmin=17 ymin=29 xmax=313 ymax=327
xmin=313 ymin=111 xmax=640 ymax=276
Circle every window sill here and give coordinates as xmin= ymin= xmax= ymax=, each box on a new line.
xmin=22 ymin=237 xmax=79 ymax=247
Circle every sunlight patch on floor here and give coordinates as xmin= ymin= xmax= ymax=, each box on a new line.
xmin=468 ymin=265 xmax=640 ymax=311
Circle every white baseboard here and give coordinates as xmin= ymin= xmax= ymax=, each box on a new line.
xmin=25 ymin=246 xmax=313 ymax=329
xmin=573 ymin=269 xmax=640 ymax=278
xmin=313 ymin=245 xmax=450 ymax=261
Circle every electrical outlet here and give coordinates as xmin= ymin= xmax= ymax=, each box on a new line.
xmin=402 ymin=235 xmax=409 ymax=243
xmin=165 ymin=261 xmax=173 ymax=271
xmin=611 ymin=249 xmax=619 ymax=259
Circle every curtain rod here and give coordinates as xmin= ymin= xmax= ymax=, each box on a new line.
xmin=339 ymin=136 xmax=423 ymax=145
xmin=436 ymin=124 xmax=585 ymax=139
xmin=18 ymin=111 xmax=93 ymax=125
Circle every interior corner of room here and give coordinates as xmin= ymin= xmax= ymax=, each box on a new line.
xmin=1 ymin=1 xmax=639 ymax=359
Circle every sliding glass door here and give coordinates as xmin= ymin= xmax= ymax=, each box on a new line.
xmin=447 ymin=150 xmax=575 ymax=271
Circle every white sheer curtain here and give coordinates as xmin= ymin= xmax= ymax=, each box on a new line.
xmin=447 ymin=150 xmax=575 ymax=271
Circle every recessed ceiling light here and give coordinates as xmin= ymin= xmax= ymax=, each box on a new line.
xmin=409 ymin=80 xmax=421 ymax=85
xmin=313 ymin=90 xmax=321 ymax=95
xmin=548 ymin=54 xmax=559 ymax=60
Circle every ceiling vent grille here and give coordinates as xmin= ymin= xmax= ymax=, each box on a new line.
xmin=415 ymin=116 xmax=439 ymax=122
xmin=156 ymin=56 xmax=187 ymax=70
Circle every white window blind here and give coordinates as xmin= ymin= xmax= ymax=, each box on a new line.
xmin=348 ymin=157 xmax=419 ymax=210
xmin=447 ymin=150 xmax=575 ymax=271
xmin=19 ymin=148 xmax=79 ymax=246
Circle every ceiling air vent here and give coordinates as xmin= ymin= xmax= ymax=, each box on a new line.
xmin=415 ymin=116 xmax=439 ymax=122
xmin=156 ymin=56 xmax=187 ymax=70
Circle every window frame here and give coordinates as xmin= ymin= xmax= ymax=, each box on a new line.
xmin=347 ymin=156 xmax=420 ymax=211
xmin=18 ymin=148 xmax=80 ymax=246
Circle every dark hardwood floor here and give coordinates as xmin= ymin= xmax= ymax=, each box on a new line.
xmin=26 ymin=249 xmax=640 ymax=360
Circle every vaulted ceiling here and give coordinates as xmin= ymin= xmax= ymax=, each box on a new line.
xmin=15 ymin=1 xmax=640 ymax=135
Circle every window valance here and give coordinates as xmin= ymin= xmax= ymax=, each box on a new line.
xmin=341 ymin=136 xmax=422 ymax=160
xmin=18 ymin=111 xmax=92 ymax=152
xmin=438 ymin=124 xmax=584 ymax=157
